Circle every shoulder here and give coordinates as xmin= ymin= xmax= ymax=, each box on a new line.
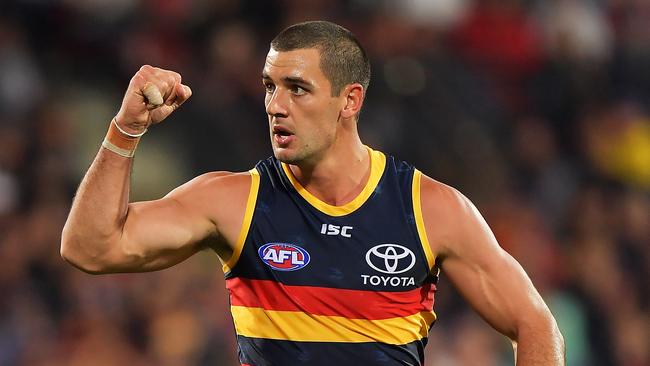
xmin=166 ymin=171 xmax=254 ymax=205
xmin=417 ymin=172 xmax=486 ymax=258
xmin=163 ymin=170 xmax=259 ymax=243
xmin=167 ymin=170 xmax=254 ymax=197
xmin=418 ymin=172 xmax=469 ymax=216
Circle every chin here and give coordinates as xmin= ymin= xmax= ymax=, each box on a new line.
xmin=272 ymin=147 xmax=294 ymax=163
xmin=272 ymin=146 xmax=305 ymax=165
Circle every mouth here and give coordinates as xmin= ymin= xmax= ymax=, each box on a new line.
xmin=272 ymin=125 xmax=293 ymax=137
xmin=272 ymin=125 xmax=295 ymax=146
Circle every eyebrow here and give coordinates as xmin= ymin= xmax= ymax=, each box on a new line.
xmin=262 ymin=73 xmax=313 ymax=88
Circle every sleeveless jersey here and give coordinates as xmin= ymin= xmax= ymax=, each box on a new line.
xmin=223 ymin=147 xmax=438 ymax=366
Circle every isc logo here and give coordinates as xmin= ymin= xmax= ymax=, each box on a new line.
xmin=320 ymin=224 xmax=353 ymax=238
xmin=258 ymin=243 xmax=311 ymax=271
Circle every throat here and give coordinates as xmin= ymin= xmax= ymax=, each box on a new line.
xmin=283 ymin=146 xmax=376 ymax=208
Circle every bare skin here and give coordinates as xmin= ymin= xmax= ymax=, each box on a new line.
xmin=420 ymin=179 xmax=565 ymax=364
xmin=61 ymin=49 xmax=564 ymax=364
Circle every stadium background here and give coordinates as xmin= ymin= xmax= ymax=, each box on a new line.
xmin=0 ymin=0 xmax=648 ymax=365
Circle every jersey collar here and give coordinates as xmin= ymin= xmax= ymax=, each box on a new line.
xmin=280 ymin=146 xmax=386 ymax=217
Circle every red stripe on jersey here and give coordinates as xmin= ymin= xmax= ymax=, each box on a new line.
xmin=226 ymin=277 xmax=435 ymax=320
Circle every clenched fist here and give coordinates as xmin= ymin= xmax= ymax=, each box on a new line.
xmin=114 ymin=65 xmax=192 ymax=135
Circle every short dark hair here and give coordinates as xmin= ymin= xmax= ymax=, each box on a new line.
xmin=271 ymin=21 xmax=371 ymax=96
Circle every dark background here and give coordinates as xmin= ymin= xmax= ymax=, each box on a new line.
xmin=0 ymin=0 xmax=648 ymax=365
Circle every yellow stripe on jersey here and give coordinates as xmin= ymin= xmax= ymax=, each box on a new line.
xmin=281 ymin=146 xmax=387 ymax=217
xmin=230 ymin=305 xmax=435 ymax=345
xmin=412 ymin=170 xmax=436 ymax=272
xmin=223 ymin=168 xmax=261 ymax=273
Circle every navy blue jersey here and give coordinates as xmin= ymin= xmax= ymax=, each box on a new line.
xmin=223 ymin=147 xmax=438 ymax=366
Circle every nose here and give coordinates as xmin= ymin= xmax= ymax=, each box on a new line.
xmin=265 ymin=88 xmax=289 ymax=118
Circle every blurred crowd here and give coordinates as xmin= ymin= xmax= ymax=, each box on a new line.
xmin=0 ymin=0 xmax=648 ymax=365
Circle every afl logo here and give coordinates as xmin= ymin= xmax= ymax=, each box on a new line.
xmin=365 ymin=244 xmax=416 ymax=274
xmin=258 ymin=243 xmax=311 ymax=271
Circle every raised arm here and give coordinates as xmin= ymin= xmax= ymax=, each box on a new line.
xmin=419 ymin=175 xmax=565 ymax=365
xmin=61 ymin=66 xmax=250 ymax=274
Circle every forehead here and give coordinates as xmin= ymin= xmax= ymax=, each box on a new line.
xmin=263 ymin=47 xmax=324 ymax=80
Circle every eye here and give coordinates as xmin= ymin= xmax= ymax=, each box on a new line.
xmin=290 ymin=85 xmax=307 ymax=96
xmin=263 ymin=82 xmax=275 ymax=94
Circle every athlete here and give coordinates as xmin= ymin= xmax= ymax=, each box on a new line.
xmin=61 ymin=21 xmax=565 ymax=365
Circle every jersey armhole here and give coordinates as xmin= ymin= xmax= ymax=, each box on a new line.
xmin=412 ymin=169 xmax=436 ymax=273
xmin=222 ymin=168 xmax=261 ymax=273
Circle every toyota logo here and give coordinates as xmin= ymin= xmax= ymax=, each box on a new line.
xmin=365 ymin=244 xmax=416 ymax=274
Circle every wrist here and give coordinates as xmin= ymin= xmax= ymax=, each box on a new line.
xmin=101 ymin=117 xmax=144 ymax=158
xmin=113 ymin=115 xmax=148 ymax=137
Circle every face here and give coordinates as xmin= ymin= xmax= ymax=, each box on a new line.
xmin=262 ymin=47 xmax=344 ymax=165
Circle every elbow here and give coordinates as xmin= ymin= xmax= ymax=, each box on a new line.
xmin=550 ymin=314 xmax=566 ymax=353
xmin=544 ymin=309 xmax=564 ymax=344
xmin=60 ymin=240 xmax=107 ymax=275
xmin=516 ymin=307 xmax=565 ymax=350
xmin=60 ymin=226 xmax=115 ymax=274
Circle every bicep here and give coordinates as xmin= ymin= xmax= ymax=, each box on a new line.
xmin=114 ymin=195 xmax=215 ymax=271
xmin=105 ymin=171 xmax=244 ymax=272
xmin=440 ymin=228 xmax=544 ymax=339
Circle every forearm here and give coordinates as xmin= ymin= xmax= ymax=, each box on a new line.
xmin=514 ymin=317 xmax=565 ymax=366
xmin=61 ymin=146 xmax=133 ymax=272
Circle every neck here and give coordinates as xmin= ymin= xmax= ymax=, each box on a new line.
xmin=288 ymin=136 xmax=370 ymax=206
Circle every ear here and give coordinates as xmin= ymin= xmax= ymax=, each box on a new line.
xmin=340 ymin=83 xmax=365 ymax=120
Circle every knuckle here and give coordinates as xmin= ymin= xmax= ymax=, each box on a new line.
xmin=160 ymin=80 xmax=171 ymax=92
xmin=164 ymin=73 xmax=179 ymax=86
xmin=130 ymin=73 xmax=145 ymax=86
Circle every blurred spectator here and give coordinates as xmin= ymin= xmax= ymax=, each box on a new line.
xmin=580 ymin=102 xmax=650 ymax=189
xmin=536 ymin=0 xmax=613 ymax=63
xmin=0 ymin=20 xmax=45 ymax=119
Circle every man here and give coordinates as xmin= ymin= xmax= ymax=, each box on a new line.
xmin=61 ymin=21 xmax=564 ymax=365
